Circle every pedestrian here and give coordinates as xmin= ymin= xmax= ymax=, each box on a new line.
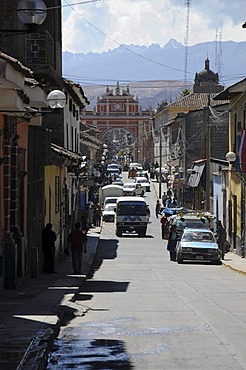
xmin=86 ymin=203 xmax=94 ymax=228
xmin=160 ymin=213 xmax=169 ymax=239
xmin=67 ymin=222 xmax=87 ymax=274
xmin=93 ymin=203 xmax=102 ymax=227
xmin=42 ymin=223 xmax=57 ymax=273
xmin=167 ymin=224 xmax=178 ymax=261
xmin=216 ymin=220 xmax=226 ymax=260
xmin=166 ymin=196 xmax=172 ymax=208
xmin=155 ymin=200 xmax=161 ymax=218
xmin=167 ymin=188 xmax=172 ymax=197
xmin=81 ymin=212 xmax=89 ymax=233
xmin=172 ymin=197 xmax=177 ymax=207
xmin=162 ymin=192 xmax=167 ymax=207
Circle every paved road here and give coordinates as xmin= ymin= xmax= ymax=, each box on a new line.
xmin=47 ymin=183 xmax=246 ymax=369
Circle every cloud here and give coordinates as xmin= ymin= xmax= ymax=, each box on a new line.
xmin=62 ymin=0 xmax=246 ymax=54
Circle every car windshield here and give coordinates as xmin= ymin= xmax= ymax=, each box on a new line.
xmin=117 ymin=202 xmax=147 ymax=215
xmin=104 ymin=204 xmax=116 ymax=211
xmin=176 ymin=219 xmax=208 ymax=230
xmin=105 ymin=198 xmax=117 ymax=204
xmin=182 ymin=231 xmax=214 ymax=242
xmin=124 ymin=184 xmax=135 ymax=189
xmin=137 ymin=179 xmax=146 ymax=183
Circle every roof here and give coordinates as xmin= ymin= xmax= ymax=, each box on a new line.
xmin=182 ymin=228 xmax=213 ymax=233
xmin=168 ymin=92 xmax=228 ymax=109
xmin=0 ymin=51 xmax=33 ymax=77
xmin=214 ymin=78 xmax=246 ymax=100
xmin=63 ymin=78 xmax=90 ymax=107
xmin=51 ymin=143 xmax=81 ymax=162
xmin=116 ymin=196 xmax=147 ymax=203
xmin=102 ymin=184 xmax=123 ymax=190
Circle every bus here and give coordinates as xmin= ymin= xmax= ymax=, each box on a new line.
xmin=115 ymin=196 xmax=149 ymax=237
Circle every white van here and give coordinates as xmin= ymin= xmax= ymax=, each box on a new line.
xmin=115 ymin=196 xmax=149 ymax=237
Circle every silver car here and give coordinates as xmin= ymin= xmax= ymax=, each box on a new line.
xmin=176 ymin=228 xmax=221 ymax=264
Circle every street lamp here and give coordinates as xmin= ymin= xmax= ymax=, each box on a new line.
xmin=225 ymin=151 xmax=246 ymax=183
xmin=47 ymin=90 xmax=66 ymax=109
xmin=0 ymin=0 xmax=47 ymax=34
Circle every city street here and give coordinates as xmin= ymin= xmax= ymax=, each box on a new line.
xmin=47 ymin=179 xmax=246 ymax=369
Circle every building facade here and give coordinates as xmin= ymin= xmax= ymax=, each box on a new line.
xmin=215 ymin=78 xmax=246 ymax=253
xmin=81 ymin=82 xmax=154 ymax=167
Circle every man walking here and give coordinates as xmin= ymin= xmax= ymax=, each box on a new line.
xmin=42 ymin=223 xmax=57 ymax=273
xmin=216 ymin=220 xmax=226 ymax=260
xmin=67 ymin=222 xmax=87 ymax=274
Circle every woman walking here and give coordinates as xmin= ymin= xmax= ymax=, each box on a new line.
xmin=155 ymin=200 xmax=161 ymax=218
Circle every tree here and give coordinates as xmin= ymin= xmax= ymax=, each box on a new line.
xmin=179 ymin=89 xmax=191 ymax=98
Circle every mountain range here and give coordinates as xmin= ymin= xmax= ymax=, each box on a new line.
xmin=62 ymin=39 xmax=246 ymax=109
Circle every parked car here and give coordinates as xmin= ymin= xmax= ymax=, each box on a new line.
xmin=102 ymin=203 xmax=117 ymax=222
xmin=107 ymin=163 xmax=121 ymax=174
xmin=112 ymin=176 xmax=124 ymax=186
xmin=170 ymin=213 xmax=210 ymax=240
xmin=176 ymin=228 xmax=221 ymax=264
xmin=107 ymin=168 xmax=120 ymax=177
xmin=103 ymin=196 xmax=119 ymax=208
xmin=123 ymin=182 xmax=145 ymax=196
xmin=134 ymin=176 xmax=151 ymax=192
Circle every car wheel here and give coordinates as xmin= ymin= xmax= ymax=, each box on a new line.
xmin=141 ymin=191 xmax=144 ymax=196
xmin=177 ymin=257 xmax=183 ymax=264
xmin=116 ymin=229 xmax=122 ymax=237
xmin=213 ymin=259 xmax=222 ymax=265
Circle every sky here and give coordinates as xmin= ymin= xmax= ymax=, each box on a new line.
xmin=61 ymin=0 xmax=246 ymax=54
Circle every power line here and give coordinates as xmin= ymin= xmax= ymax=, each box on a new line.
xmin=63 ymin=0 xmax=195 ymax=75
xmin=47 ymin=0 xmax=101 ymax=10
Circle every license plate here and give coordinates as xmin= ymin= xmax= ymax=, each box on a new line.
xmin=196 ymin=256 xmax=203 ymax=260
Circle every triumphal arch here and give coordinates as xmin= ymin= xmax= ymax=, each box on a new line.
xmin=81 ymin=82 xmax=153 ymax=165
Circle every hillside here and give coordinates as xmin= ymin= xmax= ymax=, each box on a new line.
xmin=62 ymin=39 xmax=246 ymax=109
xmin=82 ymin=80 xmax=192 ymax=110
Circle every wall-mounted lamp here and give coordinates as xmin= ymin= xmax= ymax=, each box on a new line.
xmin=0 ymin=0 xmax=47 ymax=35
xmin=225 ymin=151 xmax=246 ymax=184
xmin=47 ymin=90 xmax=66 ymax=109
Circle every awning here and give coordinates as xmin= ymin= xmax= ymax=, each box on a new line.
xmin=187 ymin=163 xmax=205 ymax=187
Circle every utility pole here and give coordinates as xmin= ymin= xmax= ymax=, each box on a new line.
xmin=206 ymin=94 xmax=211 ymax=211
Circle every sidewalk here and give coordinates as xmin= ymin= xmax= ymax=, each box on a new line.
xmin=150 ymin=178 xmax=246 ymax=275
xmin=0 ymin=226 xmax=101 ymax=370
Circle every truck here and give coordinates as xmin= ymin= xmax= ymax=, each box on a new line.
xmin=115 ymin=196 xmax=149 ymax=237
xmin=99 ymin=184 xmax=124 ymax=207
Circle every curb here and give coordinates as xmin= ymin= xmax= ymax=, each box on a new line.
xmin=222 ymin=261 xmax=246 ymax=275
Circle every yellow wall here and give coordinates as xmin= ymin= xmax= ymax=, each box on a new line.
xmin=228 ymin=89 xmax=246 ymax=243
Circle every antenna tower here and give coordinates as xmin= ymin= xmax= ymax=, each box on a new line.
xmin=217 ymin=22 xmax=223 ymax=82
xmin=184 ymin=0 xmax=191 ymax=85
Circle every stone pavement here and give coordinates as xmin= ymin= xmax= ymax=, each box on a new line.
xmin=150 ymin=178 xmax=246 ymax=275
xmin=0 ymin=226 xmax=101 ymax=370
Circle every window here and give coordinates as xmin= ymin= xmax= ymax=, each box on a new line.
xmin=118 ymin=202 xmax=146 ymax=215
